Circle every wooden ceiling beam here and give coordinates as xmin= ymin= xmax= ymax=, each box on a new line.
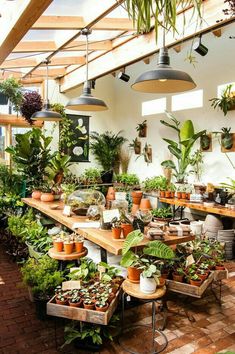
xmin=60 ymin=0 xmax=232 ymax=92
xmin=64 ymin=40 xmax=112 ymax=51
xmin=32 ymin=16 xmax=135 ymax=31
xmin=1 ymin=56 xmax=85 ymax=69
xmin=0 ymin=0 xmax=53 ymax=65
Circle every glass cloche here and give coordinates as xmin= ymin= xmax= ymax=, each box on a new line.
xmin=68 ymin=189 xmax=106 ymax=216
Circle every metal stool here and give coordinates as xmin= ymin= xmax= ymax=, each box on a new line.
xmin=118 ymin=279 xmax=168 ymax=354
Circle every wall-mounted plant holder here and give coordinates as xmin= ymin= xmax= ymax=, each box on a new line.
xmin=221 ymin=132 xmax=235 ymax=153
xmin=129 ymin=138 xmax=141 ymax=154
xmin=143 ymin=143 xmax=152 ymax=163
xmin=136 ymin=120 xmax=147 ymax=138
xmin=200 ymin=133 xmax=212 ymax=152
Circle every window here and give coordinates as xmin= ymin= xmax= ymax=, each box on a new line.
xmin=12 ymin=127 xmax=32 ymax=146
xmin=171 ymin=89 xmax=203 ymax=111
xmin=142 ymin=97 xmax=166 ymax=116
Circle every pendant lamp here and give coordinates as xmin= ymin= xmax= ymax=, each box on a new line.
xmin=132 ymin=19 xmax=196 ymax=93
xmin=66 ymin=29 xmax=108 ymax=111
xmin=32 ymin=60 xmax=62 ymax=121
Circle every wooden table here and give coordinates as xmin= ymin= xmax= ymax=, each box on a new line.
xmin=160 ymin=198 xmax=235 ymax=218
xmin=22 ymin=198 xmax=195 ymax=262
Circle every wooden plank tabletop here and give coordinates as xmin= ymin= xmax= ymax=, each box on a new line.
xmin=160 ymin=198 xmax=235 ymax=218
xmin=22 ymin=198 xmax=195 ymax=255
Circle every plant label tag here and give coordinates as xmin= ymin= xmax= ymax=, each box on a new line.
xmin=98 ymin=265 xmax=106 ymax=273
xmin=127 ymin=295 xmax=131 ymax=302
xmin=63 ymin=205 xmax=71 ymax=216
xmin=62 ymin=280 xmax=81 ymax=290
xmin=186 ymin=254 xmax=195 ymax=267
xmin=103 ymin=209 xmax=120 ymax=223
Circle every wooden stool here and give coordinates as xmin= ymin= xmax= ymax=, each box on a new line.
xmin=118 ymin=279 xmax=168 ymax=354
xmin=48 ymin=247 xmax=88 ymax=270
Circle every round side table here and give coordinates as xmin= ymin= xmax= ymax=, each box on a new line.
xmin=118 ymin=279 xmax=168 ymax=354
xmin=48 ymin=247 xmax=88 ymax=270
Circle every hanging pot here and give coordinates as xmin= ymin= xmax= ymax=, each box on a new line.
xmin=222 ymin=133 xmax=233 ymax=150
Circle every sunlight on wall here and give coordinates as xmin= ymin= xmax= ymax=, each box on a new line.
xmin=142 ymin=97 xmax=166 ymax=116
xmin=172 ymin=89 xmax=203 ymax=111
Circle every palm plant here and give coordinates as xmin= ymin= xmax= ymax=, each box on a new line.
xmin=123 ymin=0 xmax=202 ymax=42
xmin=160 ymin=112 xmax=206 ymax=183
xmin=90 ymin=131 xmax=127 ymax=171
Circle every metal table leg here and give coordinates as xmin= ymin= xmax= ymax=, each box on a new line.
xmin=100 ymin=247 xmax=107 ymax=262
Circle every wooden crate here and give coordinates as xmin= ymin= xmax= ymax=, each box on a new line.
xmin=166 ymin=272 xmax=214 ymax=298
xmin=47 ymin=290 xmax=121 ymax=325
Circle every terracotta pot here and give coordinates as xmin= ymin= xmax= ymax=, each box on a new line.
xmin=40 ymin=193 xmax=54 ymax=202
xmin=121 ymin=223 xmax=133 ymax=237
xmin=157 ymin=278 xmax=166 ymax=287
xmin=32 ymin=190 xmax=42 ymax=200
xmin=172 ymin=273 xmax=184 ymax=283
xmin=187 ymin=193 xmax=191 ymax=200
xmin=55 ymin=298 xmax=68 ymax=305
xmin=171 ymin=191 xmax=175 ymax=198
xmin=69 ymin=299 xmax=82 ymax=308
xmin=95 ymin=303 xmax=109 ymax=312
xmin=112 ymin=227 xmax=122 ymax=239
xmin=108 ymin=292 xmax=116 ymax=304
xmin=198 ymin=273 xmax=208 ymax=281
xmin=190 ymin=279 xmax=202 ymax=287
xmin=131 ymin=191 xmax=143 ymax=199
xmin=215 ymin=265 xmax=225 ymax=270
xmin=64 ymin=242 xmax=74 ymax=254
xmin=83 ymin=302 xmax=95 ymax=310
xmin=139 ymin=198 xmax=151 ymax=210
xmin=138 ymin=126 xmax=147 ymax=138
xmin=160 ymin=191 xmax=165 ymax=198
xmin=165 ymin=191 xmax=171 ymax=198
xmin=160 ymin=272 xmax=169 ymax=280
xmin=54 ymin=241 xmax=63 ymax=252
xmin=131 ymin=204 xmax=139 ymax=215
xmin=181 ymin=192 xmax=187 ymax=199
xmin=177 ymin=192 xmax=182 ymax=199
xmin=127 ymin=266 xmax=142 ymax=282
xmin=75 ymin=241 xmax=84 ymax=253
xmin=106 ymin=187 xmax=115 ymax=201
xmin=132 ymin=197 xmax=142 ymax=204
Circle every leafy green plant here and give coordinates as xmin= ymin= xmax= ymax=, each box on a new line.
xmin=90 ymin=131 xmax=127 ymax=171
xmin=143 ymin=175 xmax=168 ymax=192
xmin=115 ymin=173 xmax=139 ymax=189
xmin=221 ymin=127 xmax=233 ymax=150
xmin=160 ymin=112 xmax=206 ymax=183
xmin=151 ymin=207 xmax=172 ymax=219
xmin=220 ymin=178 xmax=235 ymax=193
xmin=5 ymin=128 xmax=53 ymax=191
xmin=21 ymin=255 xmax=64 ymax=300
xmin=210 ymin=84 xmax=235 ymax=116
xmin=80 ymin=168 xmax=101 ymax=185
xmin=8 ymin=209 xmax=34 ymax=243
xmin=0 ymin=164 xmax=22 ymax=195
xmin=189 ymin=149 xmax=204 ymax=182
xmin=46 ymin=152 xmax=71 ymax=184
xmin=69 ymin=257 xmax=97 ymax=281
xmin=124 ymin=0 xmax=202 ymax=43
xmin=0 ymin=77 xmax=23 ymax=112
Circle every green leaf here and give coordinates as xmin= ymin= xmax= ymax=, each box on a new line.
xmin=122 ymin=230 xmax=144 ymax=255
xmin=143 ymin=241 xmax=175 ymax=259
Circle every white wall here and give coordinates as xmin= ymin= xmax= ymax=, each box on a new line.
xmin=47 ymin=22 xmax=235 ymax=184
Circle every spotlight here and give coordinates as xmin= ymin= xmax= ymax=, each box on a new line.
xmin=118 ymin=72 xmax=130 ymax=82
xmin=193 ymin=35 xmax=208 ymax=56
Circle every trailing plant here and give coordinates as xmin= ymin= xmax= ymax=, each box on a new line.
xmin=5 ymin=128 xmax=53 ymax=191
xmin=20 ymin=91 xmax=43 ymax=124
xmin=0 ymin=78 xmax=23 ymax=112
xmin=123 ymin=0 xmax=202 ymax=43
xmin=210 ymin=84 xmax=235 ymax=116
xmin=90 ymin=131 xmax=127 ymax=171
xmin=160 ymin=112 xmax=206 ymax=183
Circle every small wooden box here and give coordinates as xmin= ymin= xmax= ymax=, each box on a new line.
xmin=166 ymin=272 xmax=214 ymax=298
xmin=47 ymin=290 xmax=121 ymax=325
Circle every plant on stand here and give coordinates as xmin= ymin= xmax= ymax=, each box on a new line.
xmin=160 ymin=112 xmax=206 ymax=184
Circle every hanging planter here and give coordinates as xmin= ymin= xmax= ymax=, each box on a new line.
xmin=129 ymin=138 xmax=141 ymax=154
xmin=221 ymin=127 xmax=233 ymax=150
xmin=136 ymin=120 xmax=147 ymax=138
xmin=200 ymin=133 xmax=211 ymax=151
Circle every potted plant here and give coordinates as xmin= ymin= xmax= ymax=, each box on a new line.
xmin=221 ymin=127 xmax=233 ymax=150
xmin=136 ymin=120 xmax=147 ymax=137
xmin=83 ymin=297 xmax=95 ymax=310
xmin=200 ymin=133 xmax=211 ymax=151
xmin=90 ymin=131 xmax=127 ymax=180
xmin=139 ymin=262 xmax=161 ymax=294
xmin=40 ymin=182 xmax=54 ymax=202
xmin=74 ymin=234 xmax=84 ymax=253
xmin=95 ymin=298 xmax=109 ymax=312
xmin=189 ymin=273 xmax=203 ymax=287
xmin=47 ymin=152 xmax=72 ymax=185
xmin=56 ymin=294 xmax=68 ymax=305
xmin=63 ymin=238 xmax=74 ymax=254
xmin=111 ymin=217 xmax=122 ymax=239
xmin=0 ymin=77 xmax=23 ymax=113
xmin=172 ymin=266 xmax=185 ymax=283
xmin=120 ymin=213 xmax=133 ymax=237
xmin=210 ymin=84 xmax=235 ymax=116
xmin=129 ymin=138 xmax=141 ymax=154
xmin=69 ymin=296 xmax=82 ymax=308
xmin=80 ymin=168 xmax=102 ymax=185
xmin=161 ymin=112 xmax=206 ymax=183
xmin=151 ymin=207 xmax=173 ymax=222
xmin=61 ymin=183 xmax=77 ymax=205
xmin=115 ymin=173 xmax=140 ymax=192
xmin=20 ymin=91 xmax=43 ymax=124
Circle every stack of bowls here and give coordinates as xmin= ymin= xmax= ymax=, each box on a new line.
xmin=203 ymin=214 xmax=223 ymax=240
xmin=217 ymin=229 xmax=235 ymax=260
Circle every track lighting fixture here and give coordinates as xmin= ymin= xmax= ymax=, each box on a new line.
xmin=193 ymin=34 xmax=208 ymax=56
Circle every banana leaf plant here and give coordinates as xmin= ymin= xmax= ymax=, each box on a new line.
xmin=160 ymin=112 xmax=206 ymax=183
xmin=123 ymin=0 xmax=202 ymax=43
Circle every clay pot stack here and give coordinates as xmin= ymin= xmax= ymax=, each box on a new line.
xmin=217 ymin=229 xmax=235 ymax=260
xmin=131 ymin=190 xmax=143 ymax=215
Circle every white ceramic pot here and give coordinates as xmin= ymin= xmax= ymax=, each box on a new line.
xmin=190 ymin=221 xmax=204 ymax=236
xmin=115 ymin=192 xmax=127 ymax=201
xmin=204 ymin=214 xmax=223 ymax=228
xmin=140 ymin=274 xmax=157 ymax=294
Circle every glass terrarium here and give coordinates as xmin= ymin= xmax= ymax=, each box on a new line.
xmin=68 ymin=189 xmax=106 ymax=216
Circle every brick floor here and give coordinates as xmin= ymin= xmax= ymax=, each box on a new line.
xmin=0 ymin=245 xmax=235 ymax=354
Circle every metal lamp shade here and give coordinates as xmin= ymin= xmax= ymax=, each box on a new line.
xmin=31 ymin=109 xmax=62 ymax=121
xmin=66 ymin=86 xmax=108 ymax=111
xmin=132 ymin=47 xmax=196 ymax=93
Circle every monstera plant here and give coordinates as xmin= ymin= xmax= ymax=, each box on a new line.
xmin=160 ymin=112 xmax=206 ymax=183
